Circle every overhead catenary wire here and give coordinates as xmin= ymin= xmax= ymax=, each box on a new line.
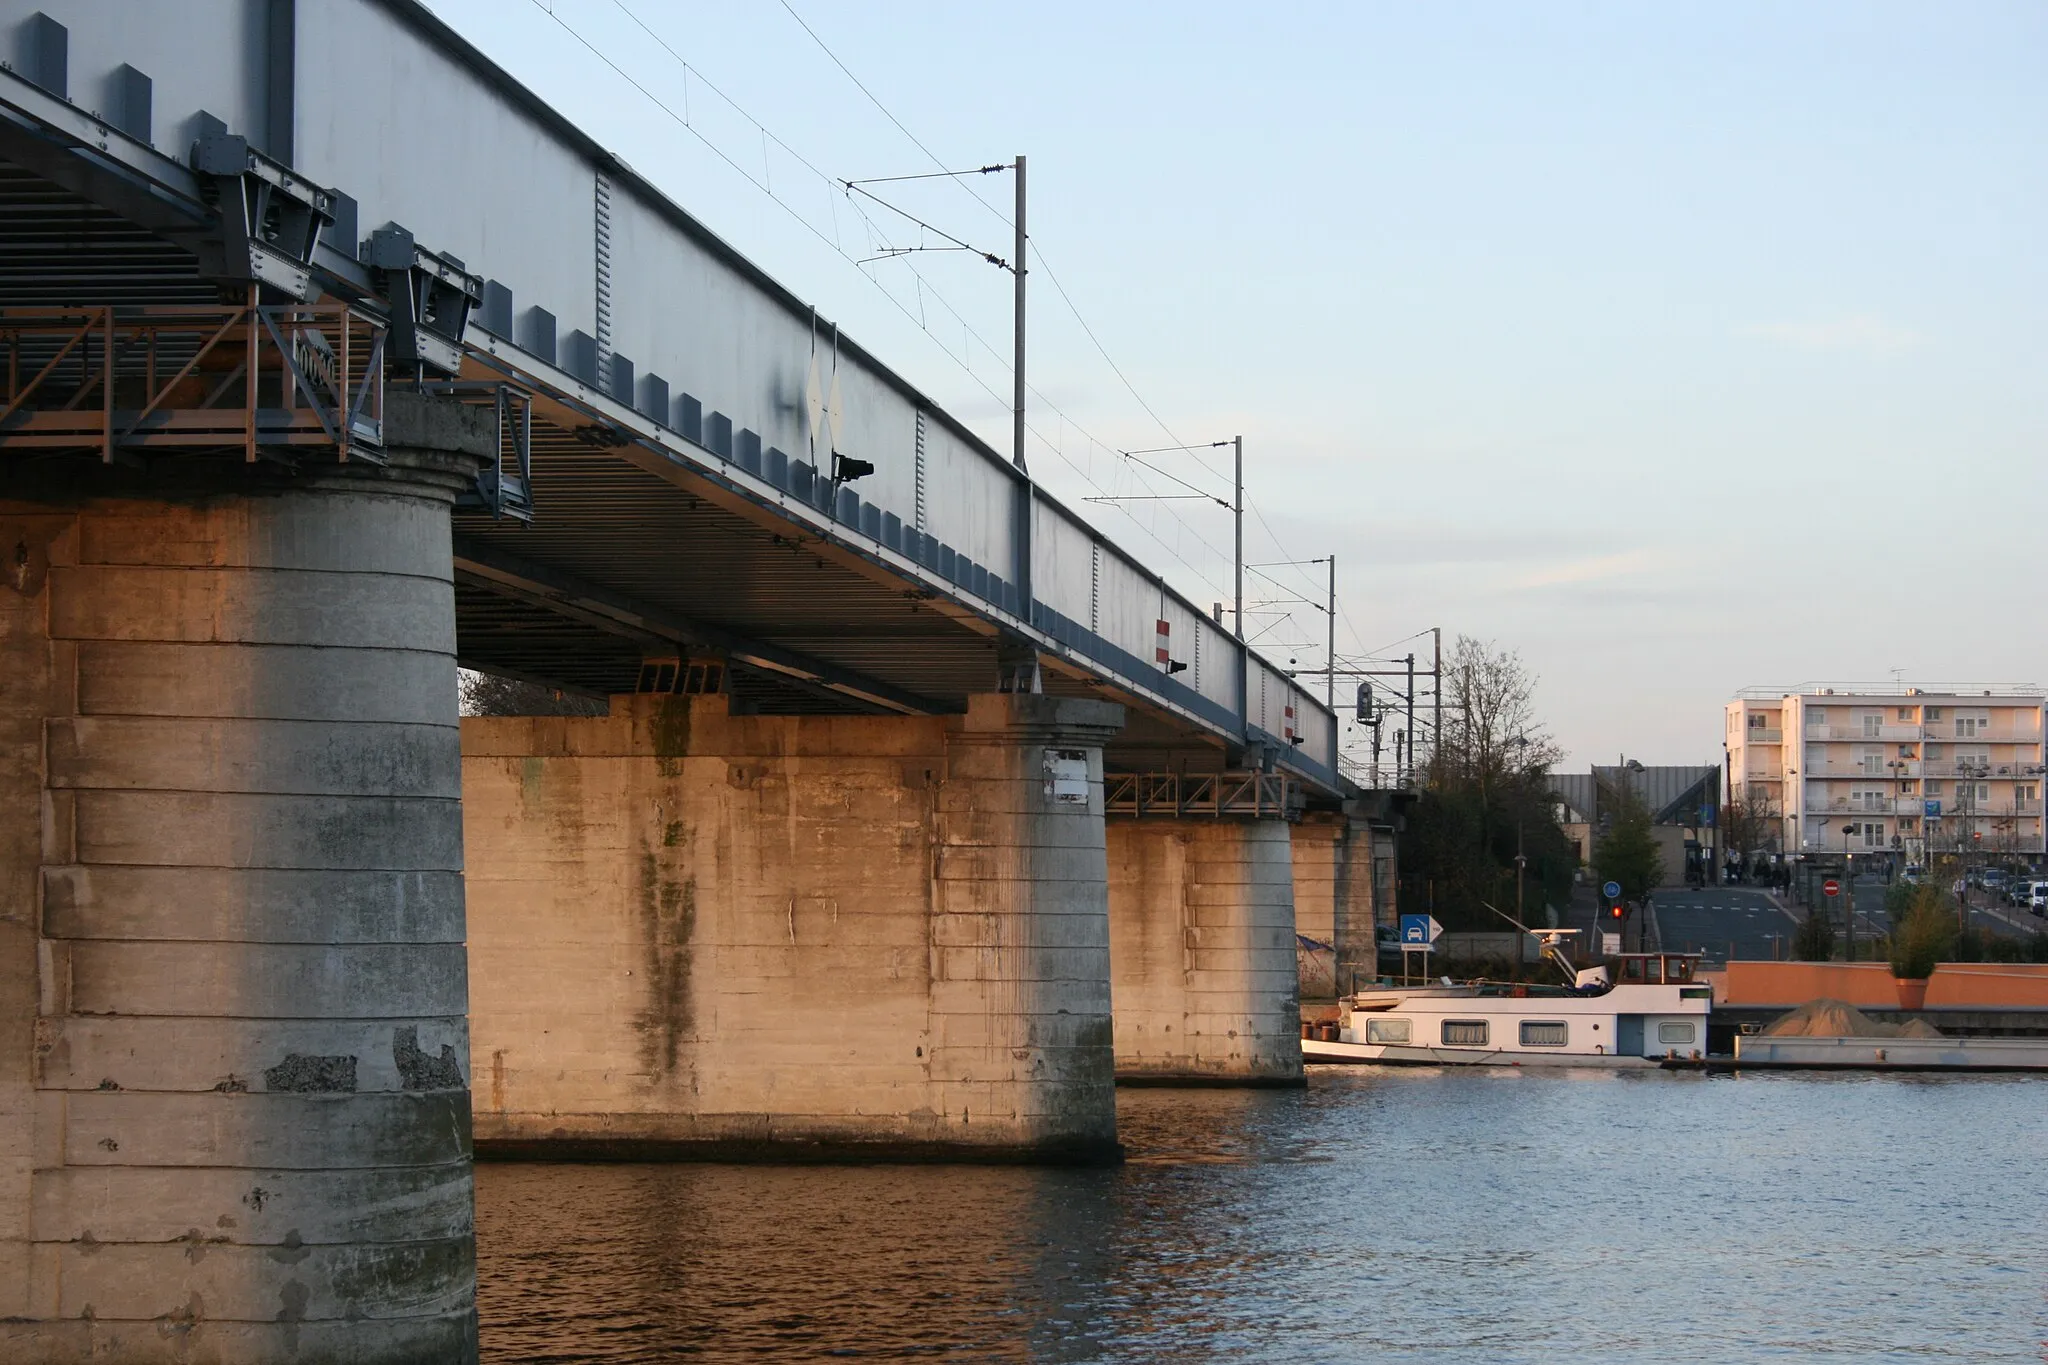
xmin=541 ymin=0 xmax=1242 ymax=601
xmin=768 ymin=0 xmax=1354 ymax=661
xmin=739 ymin=0 xmax=1410 ymax=777
xmin=597 ymin=0 xmax=1244 ymax=593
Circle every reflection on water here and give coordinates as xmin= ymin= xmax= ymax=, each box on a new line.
xmin=478 ymin=1071 xmax=2048 ymax=1362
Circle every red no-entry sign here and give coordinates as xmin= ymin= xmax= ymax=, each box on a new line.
xmin=1823 ymin=879 xmax=1841 ymax=897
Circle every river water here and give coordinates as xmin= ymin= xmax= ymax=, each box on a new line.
xmin=476 ymin=1069 xmax=2047 ymax=1363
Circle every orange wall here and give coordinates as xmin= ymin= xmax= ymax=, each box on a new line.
xmin=1722 ymin=961 xmax=2048 ymax=1009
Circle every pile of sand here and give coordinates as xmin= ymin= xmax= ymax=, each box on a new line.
xmin=1763 ymin=998 xmax=1943 ymax=1039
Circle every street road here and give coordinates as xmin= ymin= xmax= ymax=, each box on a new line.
xmin=1568 ymin=873 xmax=2044 ymax=970
xmin=1645 ymin=887 xmax=1799 ymax=965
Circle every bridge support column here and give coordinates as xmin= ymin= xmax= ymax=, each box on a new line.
xmin=1295 ymin=813 xmax=1383 ymax=1001
xmin=1291 ymin=815 xmax=1342 ymax=1005
xmin=1334 ymin=804 xmax=1397 ymax=995
xmin=1106 ymin=817 xmax=1303 ymax=1084
xmin=463 ymin=692 xmax=1124 ymax=1160
xmin=0 ymin=433 xmax=486 ymax=1360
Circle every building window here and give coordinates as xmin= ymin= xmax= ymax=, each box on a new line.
xmin=1958 ymin=717 xmax=1982 ymax=738
xmin=1927 ymin=707 xmax=1944 ymax=721
xmin=1863 ymin=714 xmax=1883 ymax=737
xmin=1926 ymin=781 xmax=1942 ymax=796
xmin=1441 ymin=1020 xmax=1489 ymax=1047
xmin=1897 ymin=707 xmax=1914 ymax=723
xmin=1900 ymin=817 xmax=1918 ymax=832
xmin=1520 ymin=1021 xmax=1568 ymax=1047
xmin=1365 ymin=1018 xmax=1412 ymax=1044
xmin=2020 ymin=785 xmax=2038 ymax=803
xmin=1808 ymin=708 xmax=1827 ymax=726
xmin=1658 ymin=1021 xmax=1697 ymax=1046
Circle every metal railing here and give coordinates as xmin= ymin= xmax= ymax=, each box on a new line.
xmin=0 ymin=299 xmax=386 ymax=463
xmin=1104 ymin=771 xmax=1299 ymax=819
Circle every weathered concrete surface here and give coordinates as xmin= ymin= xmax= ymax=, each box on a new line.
xmin=1106 ymin=818 xmax=1304 ymax=1084
xmin=463 ymin=691 xmax=1124 ymax=1160
xmin=1333 ymin=798 xmax=1402 ymax=994
xmin=1291 ymin=816 xmax=1341 ymax=1001
xmin=1321 ymin=814 xmax=1386 ymax=999
xmin=0 ymin=465 xmax=478 ymax=1363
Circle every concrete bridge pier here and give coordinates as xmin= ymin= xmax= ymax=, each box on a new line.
xmin=462 ymin=691 xmax=1125 ymax=1160
xmin=1106 ymin=816 xmax=1304 ymax=1085
xmin=0 ymin=412 xmax=489 ymax=1361
xmin=1292 ymin=812 xmax=1384 ymax=1003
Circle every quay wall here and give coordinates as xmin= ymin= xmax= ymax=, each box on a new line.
xmin=1720 ymin=961 xmax=2048 ymax=1010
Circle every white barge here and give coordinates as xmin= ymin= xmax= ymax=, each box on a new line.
xmin=1305 ymin=935 xmax=1712 ymax=1068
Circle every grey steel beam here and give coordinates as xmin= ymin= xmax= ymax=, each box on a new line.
xmin=452 ymin=537 xmax=951 ymax=716
xmin=0 ymin=69 xmax=208 ymax=234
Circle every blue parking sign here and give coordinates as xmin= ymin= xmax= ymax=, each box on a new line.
xmin=1398 ymin=913 xmax=1443 ymax=949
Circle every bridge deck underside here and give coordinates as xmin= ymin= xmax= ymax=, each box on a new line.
xmin=0 ymin=156 xmax=1234 ymax=771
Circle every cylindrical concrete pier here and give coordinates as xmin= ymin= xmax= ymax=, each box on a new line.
xmin=1107 ymin=817 xmax=1304 ymax=1084
xmin=1 ymin=450 xmax=481 ymax=1361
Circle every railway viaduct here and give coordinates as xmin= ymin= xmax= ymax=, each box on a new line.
xmin=0 ymin=1 xmax=1395 ymax=1357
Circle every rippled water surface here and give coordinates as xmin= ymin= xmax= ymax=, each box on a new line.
xmin=477 ymin=1070 xmax=2048 ymax=1362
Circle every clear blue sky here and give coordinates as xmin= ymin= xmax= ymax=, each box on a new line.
xmin=428 ymin=0 xmax=2047 ymax=768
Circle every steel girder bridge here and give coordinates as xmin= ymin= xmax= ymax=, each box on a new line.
xmin=0 ymin=0 xmax=1347 ymax=799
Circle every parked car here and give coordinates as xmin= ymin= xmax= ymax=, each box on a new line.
xmin=2029 ymin=882 xmax=2048 ymax=917
xmin=1980 ymin=868 xmax=2008 ymax=892
xmin=1902 ymin=864 xmax=1925 ymax=885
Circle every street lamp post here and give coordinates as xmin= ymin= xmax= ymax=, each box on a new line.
xmin=1841 ymin=820 xmax=1856 ymax=961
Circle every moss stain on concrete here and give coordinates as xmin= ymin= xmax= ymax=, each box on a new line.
xmin=634 ymin=834 xmax=697 ymax=1084
xmin=651 ymin=695 xmax=692 ymax=778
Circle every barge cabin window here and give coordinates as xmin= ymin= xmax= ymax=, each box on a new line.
xmin=1366 ymin=1018 xmax=1412 ymax=1044
xmin=1519 ymin=1020 xmax=1568 ymax=1047
xmin=1657 ymin=1021 xmax=1697 ymax=1045
xmin=1441 ymin=1020 xmax=1489 ymax=1046
xmin=1616 ymin=954 xmax=1699 ymax=985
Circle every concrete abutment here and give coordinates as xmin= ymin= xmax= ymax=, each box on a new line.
xmin=1 ymin=429 xmax=487 ymax=1361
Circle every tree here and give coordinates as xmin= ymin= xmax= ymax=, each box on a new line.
xmin=1430 ymin=636 xmax=1564 ymax=800
xmin=1791 ymin=905 xmax=1836 ymax=961
xmin=459 ymin=669 xmax=608 ymax=717
xmin=1887 ymin=881 xmax=1957 ymax=979
xmin=1593 ymin=783 xmax=1664 ymax=905
xmin=1723 ymin=791 xmax=1780 ymax=868
xmin=1397 ymin=638 xmax=1577 ymax=935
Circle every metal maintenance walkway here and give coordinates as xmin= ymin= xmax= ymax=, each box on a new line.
xmin=0 ymin=0 xmax=1341 ymax=792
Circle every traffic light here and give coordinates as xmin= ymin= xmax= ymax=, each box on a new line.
xmin=1610 ymin=902 xmax=1625 ymax=920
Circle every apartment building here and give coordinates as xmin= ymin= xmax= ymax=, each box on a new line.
xmin=1725 ymin=686 xmax=2047 ymax=862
